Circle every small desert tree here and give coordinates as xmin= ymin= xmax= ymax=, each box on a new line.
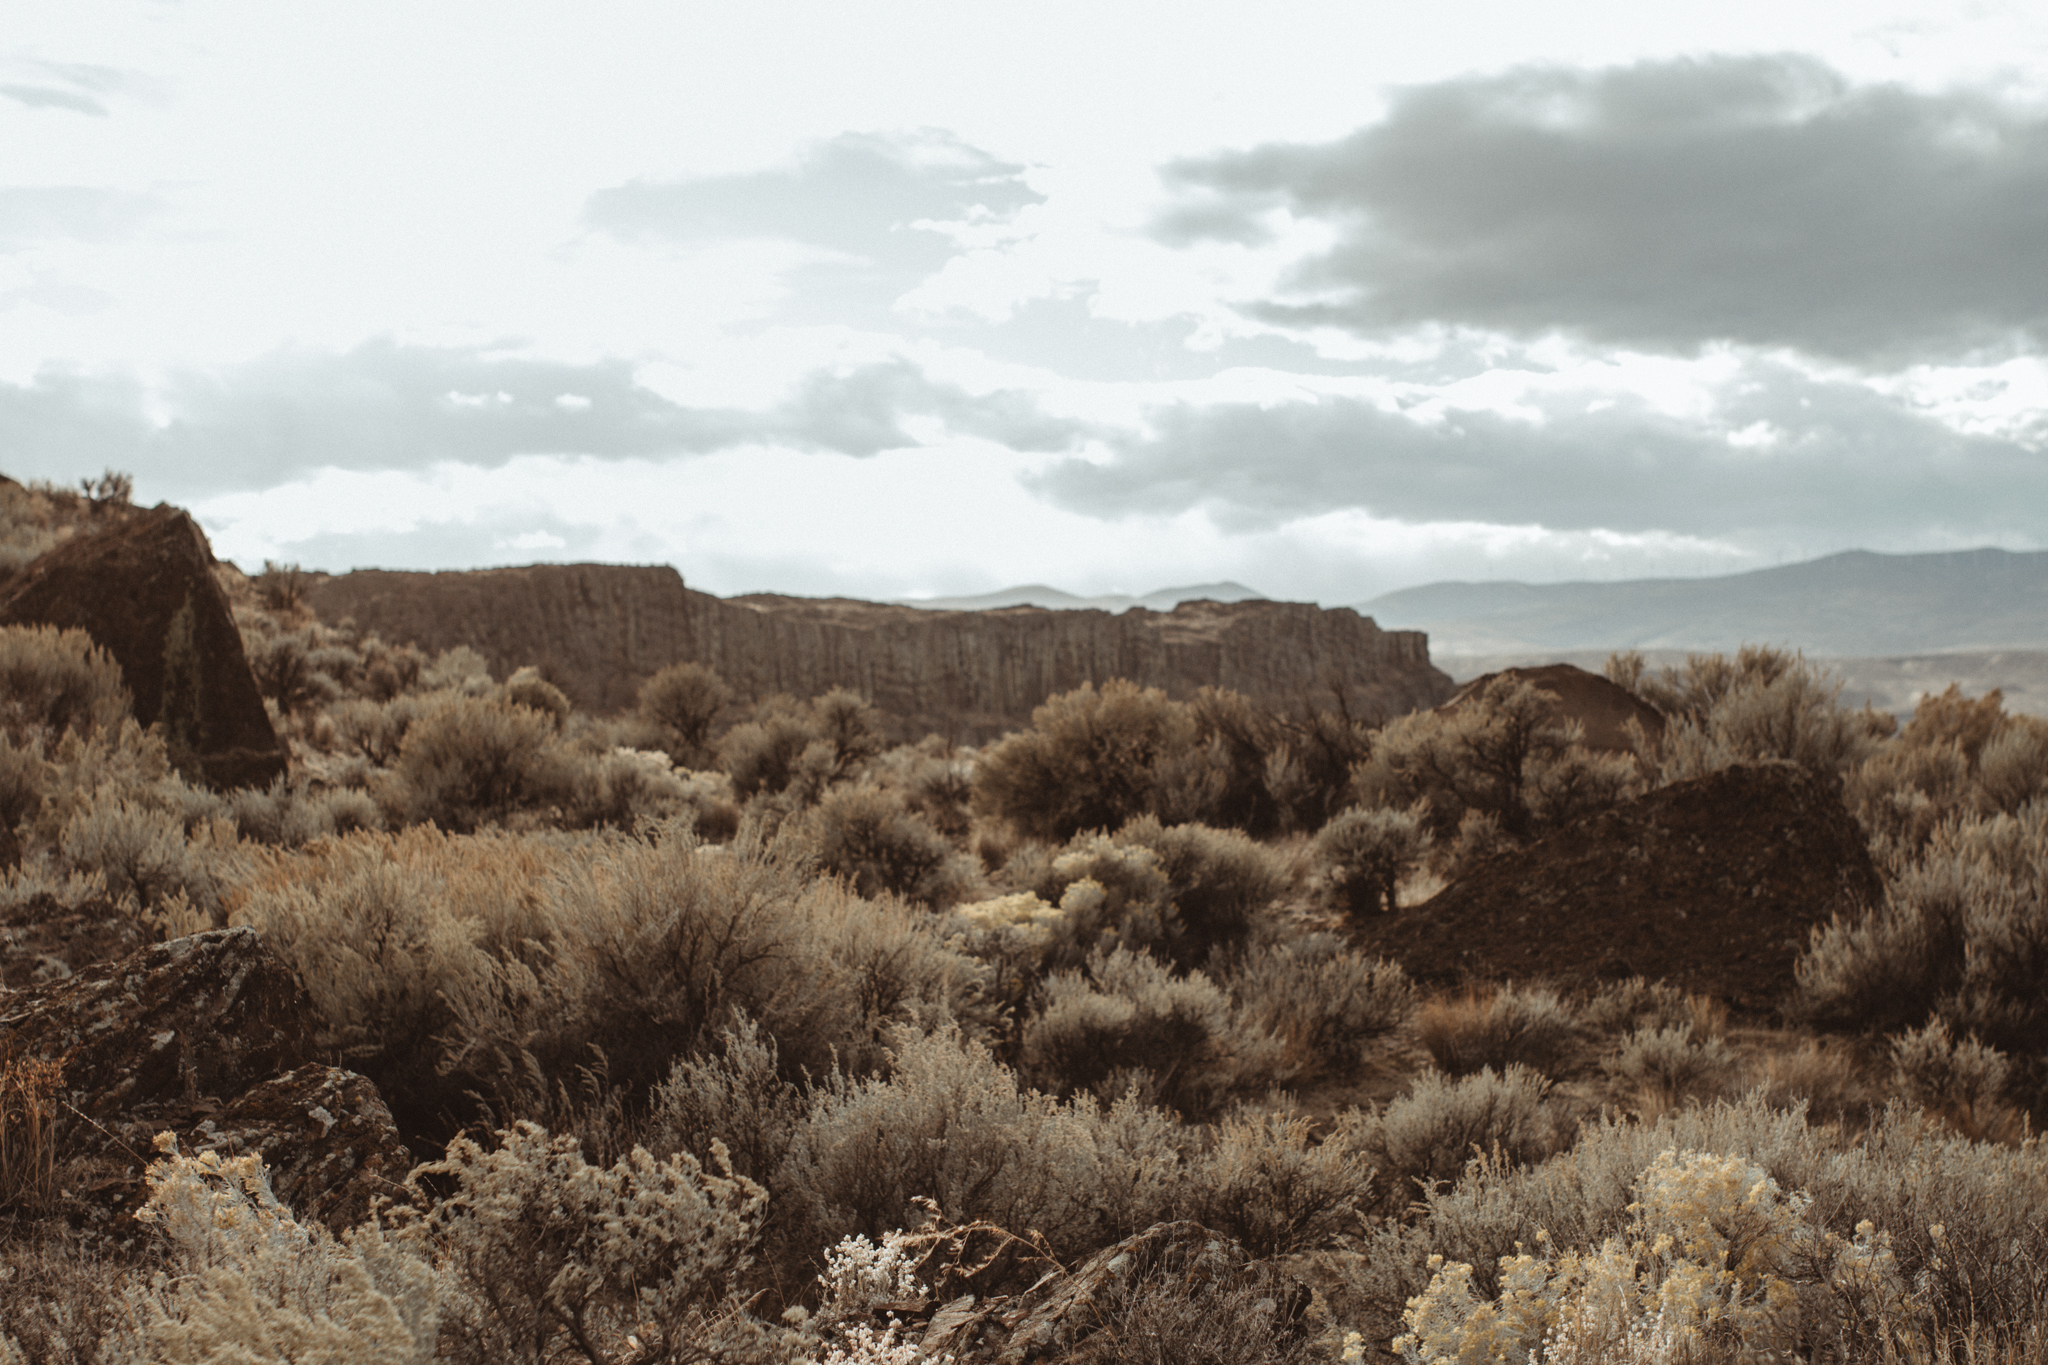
xmin=637 ymin=662 xmax=731 ymax=765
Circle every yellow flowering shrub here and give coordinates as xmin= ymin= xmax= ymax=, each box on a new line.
xmin=1390 ymin=1148 xmax=1898 ymax=1365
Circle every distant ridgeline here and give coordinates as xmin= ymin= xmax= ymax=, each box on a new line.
xmin=304 ymin=565 xmax=1453 ymax=741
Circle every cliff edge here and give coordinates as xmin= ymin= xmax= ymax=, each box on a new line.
xmin=304 ymin=564 xmax=1453 ymax=740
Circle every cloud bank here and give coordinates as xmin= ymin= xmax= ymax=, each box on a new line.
xmin=1158 ymin=55 xmax=2048 ymax=364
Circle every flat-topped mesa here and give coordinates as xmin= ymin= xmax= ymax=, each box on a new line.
xmin=304 ymin=563 xmax=1453 ymax=741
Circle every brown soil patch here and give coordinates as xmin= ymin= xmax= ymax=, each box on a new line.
xmin=1348 ymin=763 xmax=1882 ymax=1018
xmin=1443 ymin=662 xmax=1665 ymax=751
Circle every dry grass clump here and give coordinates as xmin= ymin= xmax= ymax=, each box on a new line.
xmin=1415 ymin=985 xmax=1581 ymax=1078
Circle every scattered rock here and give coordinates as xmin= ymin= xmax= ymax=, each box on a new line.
xmin=305 ymin=564 xmax=1454 ymax=738
xmin=1442 ymin=662 xmax=1665 ymax=752
xmin=0 ymin=505 xmax=288 ymax=788
xmin=1351 ymin=762 xmax=1884 ymax=1015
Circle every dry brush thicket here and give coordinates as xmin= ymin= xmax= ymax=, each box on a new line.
xmin=0 ymin=505 xmax=2044 ymax=1361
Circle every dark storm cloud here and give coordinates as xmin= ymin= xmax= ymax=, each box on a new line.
xmin=1157 ymin=56 xmax=2048 ymax=365
xmin=1032 ymin=362 xmax=2048 ymax=543
xmin=0 ymin=340 xmax=1088 ymax=494
xmin=0 ymin=187 xmax=160 ymax=249
xmin=585 ymin=130 xmax=1042 ymax=260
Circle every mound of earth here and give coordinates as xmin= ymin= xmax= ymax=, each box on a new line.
xmin=0 ymin=505 xmax=287 ymax=788
xmin=1349 ymin=762 xmax=1882 ymax=1015
xmin=1442 ymin=662 xmax=1664 ymax=752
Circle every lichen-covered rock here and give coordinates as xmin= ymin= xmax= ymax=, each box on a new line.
xmin=194 ymin=1064 xmax=414 ymax=1233
xmin=0 ymin=926 xmax=313 ymax=1119
xmin=0 ymin=504 xmax=287 ymax=788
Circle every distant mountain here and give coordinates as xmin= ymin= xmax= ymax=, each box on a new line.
xmin=1356 ymin=549 xmax=2048 ymax=658
xmin=898 ymin=581 xmax=1267 ymax=613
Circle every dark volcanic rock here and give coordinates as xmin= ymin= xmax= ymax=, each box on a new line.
xmin=199 ymin=1064 xmax=414 ymax=1233
xmin=0 ymin=930 xmax=411 ymax=1235
xmin=0 ymin=926 xmax=313 ymax=1121
xmin=0 ymin=889 xmax=151 ymax=989
xmin=1350 ymin=762 xmax=1883 ymax=1014
xmin=0 ymin=506 xmax=287 ymax=788
xmin=1443 ymin=662 xmax=1665 ymax=752
xmin=305 ymin=564 xmax=1453 ymax=740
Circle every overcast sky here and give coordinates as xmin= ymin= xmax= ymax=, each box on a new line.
xmin=8 ymin=2 xmax=2048 ymax=604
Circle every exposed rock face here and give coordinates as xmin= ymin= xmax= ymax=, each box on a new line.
xmin=0 ymin=927 xmax=408 ymax=1235
xmin=0 ymin=927 xmax=313 ymax=1118
xmin=203 ymin=1064 xmax=414 ymax=1233
xmin=0 ymin=506 xmax=287 ymax=788
xmin=305 ymin=564 xmax=1453 ymax=739
xmin=1443 ymin=662 xmax=1665 ymax=752
xmin=1350 ymin=762 xmax=1883 ymax=1014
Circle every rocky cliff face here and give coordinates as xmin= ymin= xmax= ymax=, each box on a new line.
xmin=305 ymin=564 xmax=1453 ymax=739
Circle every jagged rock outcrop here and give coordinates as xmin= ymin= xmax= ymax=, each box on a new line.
xmin=305 ymin=564 xmax=1453 ymax=740
xmin=1350 ymin=762 xmax=1884 ymax=1014
xmin=1442 ymin=662 xmax=1665 ymax=752
xmin=0 ymin=505 xmax=288 ymax=788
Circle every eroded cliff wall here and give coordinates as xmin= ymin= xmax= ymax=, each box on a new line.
xmin=304 ymin=564 xmax=1453 ymax=740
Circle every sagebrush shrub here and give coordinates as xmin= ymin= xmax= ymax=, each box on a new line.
xmin=1635 ymin=647 xmax=1891 ymax=783
xmin=500 ymin=665 xmax=571 ymax=730
xmin=0 ymin=624 xmax=128 ymax=744
xmin=1022 ymin=946 xmax=1256 ymax=1116
xmin=808 ymin=785 xmax=973 ymax=906
xmin=1415 ymin=986 xmax=1580 ymax=1077
xmin=116 ymin=1134 xmax=439 ymax=1365
xmin=1185 ymin=1108 xmax=1373 ymax=1258
xmin=971 ymin=680 xmax=1201 ymax=841
xmin=1348 ymin=1065 xmax=1562 ymax=1214
xmin=778 ymin=1025 xmax=1184 ymax=1267
xmin=379 ymin=695 xmax=581 ymax=832
xmin=1600 ymin=1023 xmax=1736 ymax=1107
xmin=1890 ymin=1018 xmax=2013 ymax=1134
xmin=1229 ymin=936 xmax=1414 ymax=1081
xmin=718 ymin=690 xmax=881 ymax=801
xmin=1115 ymin=815 xmax=1287 ymax=962
xmin=1316 ymin=805 xmax=1430 ymax=913
xmin=414 ymin=1120 xmax=768 ymax=1365
xmin=1798 ymin=812 xmax=2048 ymax=1085
xmin=1353 ymin=677 xmax=1639 ymax=845
xmin=637 ymin=662 xmax=731 ymax=765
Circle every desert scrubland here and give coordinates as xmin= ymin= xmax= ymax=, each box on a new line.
xmin=0 ymin=478 xmax=2046 ymax=1364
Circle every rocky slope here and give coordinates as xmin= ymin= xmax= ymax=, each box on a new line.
xmin=305 ymin=564 xmax=1452 ymax=739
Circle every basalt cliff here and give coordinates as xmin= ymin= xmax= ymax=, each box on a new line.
xmin=305 ymin=564 xmax=1452 ymax=739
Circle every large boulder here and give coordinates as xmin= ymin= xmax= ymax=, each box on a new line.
xmin=0 ymin=928 xmax=410 ymax=1235
xmin=1441 ymin=662 xmax=1664 ymax=752
xmin=1350 ymin=762 xmax=1884 ymax=1014
xmin=0 ymin=926 xmax=313 ymax=1118
xmin=0 ymin=505 xmax=287 ymax=788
